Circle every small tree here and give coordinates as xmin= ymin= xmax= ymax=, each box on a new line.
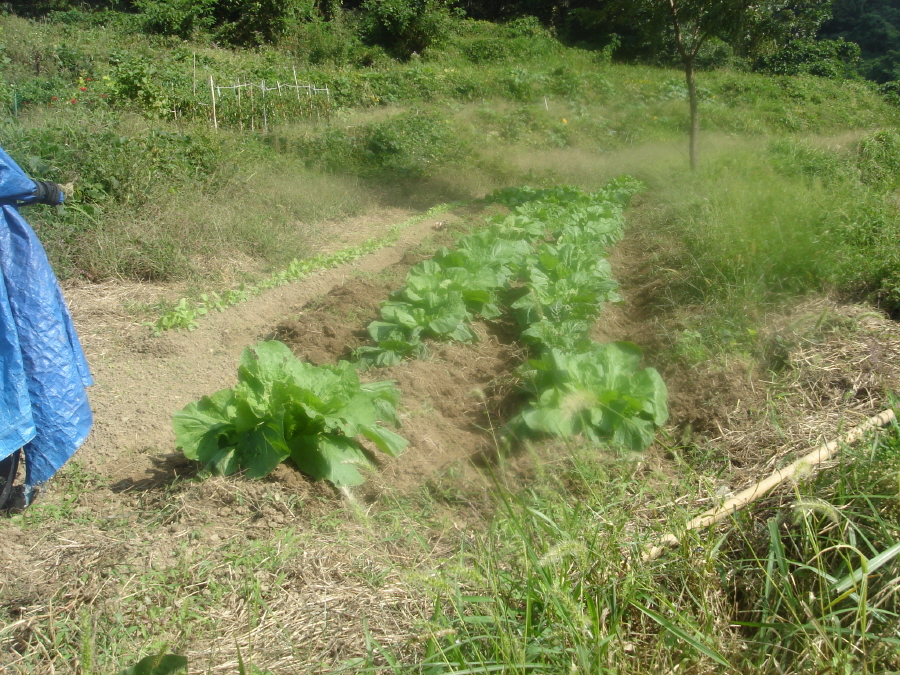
xmin=587 ymin=0 xmax=831 ymax=169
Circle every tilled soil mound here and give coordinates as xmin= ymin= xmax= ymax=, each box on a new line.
xmin=271 ymin=256 xmax=528 ymax=499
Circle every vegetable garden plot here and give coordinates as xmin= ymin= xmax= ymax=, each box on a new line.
xmin=173 ymin=180 xmax=670 ymax=489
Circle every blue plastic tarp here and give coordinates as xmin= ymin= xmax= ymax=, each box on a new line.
xmin=0 ymin=146 xmax=93 ymax=494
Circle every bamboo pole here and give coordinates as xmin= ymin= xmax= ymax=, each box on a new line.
xmin=209 ymin=76 xmax=217 ymax=131
xmin=293 ymin=66 xmax=302 ymax=106
xmin=249 ymin=79 xmax=255 ymax=131
xmin=643 ymin=408 xmax=897 ymax=562
xmin=262 ymin=80 xmax=267 ymax=133
xmin=237 ymin=81 xmax=242 ymax=131
xmin=191 ymin=53 xmax=196 ymax=122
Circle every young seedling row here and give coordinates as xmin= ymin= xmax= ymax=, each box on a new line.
xmin=173 ymin=180 xmax=669 ymax=486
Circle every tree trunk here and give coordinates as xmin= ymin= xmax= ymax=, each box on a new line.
xmin=684 ymin=58 xmax=699 ymax=170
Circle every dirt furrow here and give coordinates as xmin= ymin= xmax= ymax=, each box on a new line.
xmin=63 ymin=210 xmax=457 ymax=485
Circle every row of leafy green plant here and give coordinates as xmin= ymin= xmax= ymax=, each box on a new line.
xmin=148 ymin=203 xmax=458 ymax=334
xmin=173 ymin=181 xmax=669 ymax=489
xmin=356 ymin=179 xmax=669 ymax=450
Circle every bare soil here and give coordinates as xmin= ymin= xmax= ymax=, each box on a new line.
xmin=63 ymin=209 xmax=462 ymax=489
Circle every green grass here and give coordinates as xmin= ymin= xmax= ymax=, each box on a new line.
xmin=3 ymin=10 xmax=900 ymax=673
xmin=385 ymin=428 xmax=900 ymax=674
xmin=5 ymin=418 xmax=897 ymax=674
xmin=616 ymin=130 xmax=900 ymax=361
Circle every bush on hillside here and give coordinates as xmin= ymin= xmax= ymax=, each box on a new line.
xmin=450 ymin=16 xmax=559 ymax=65
xmin=135 ymin=0 xmax=316 ymax=45
xmin=291 ymin=110 xmax=468 ymax=178
xmin=877 ymin=80 xmax=900 ymax=105
xmin=857 ymin=129 xmax=900 ymax=189
xmin=360 ymin=0 xmax=455 ymax=59
xmin=136 ymin=0 xmax=215 ymax=39
xmin=754 ymin=38 xmax=861 ymax=79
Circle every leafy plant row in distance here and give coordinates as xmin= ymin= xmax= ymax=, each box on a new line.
xmin=146 ymin=203 xmax=460 ymax=334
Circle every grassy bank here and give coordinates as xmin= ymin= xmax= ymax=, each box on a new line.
xmin=3 ymin=13 xmax=899 ymax=301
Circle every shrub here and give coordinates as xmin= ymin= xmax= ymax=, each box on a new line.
xmin=857 ymin=129 xmax=900 ymax=189
xmin=695 ymin=37 xmax=735 ymax=70
xmin=877 ymin=80 xmax=900 ymax=105
xmin=459 ymin=37 xmax=509 ymax=64
xmin=754 ymin=38 xmax=861 ymax=79
xmin=135 ymin=0 xmax=316 ymax=46
xmin=290 ymin=16 xmax=373 ymax=66
xmin=360 ymin=0 xmax=454 ymax=58
xmin=360 ymin=110 xmax=467 ymax=177
xmin=135 ymin=0 xmax=215 ymax=39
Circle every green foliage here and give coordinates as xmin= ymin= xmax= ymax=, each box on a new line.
xmin=3 ymin=121 xmax=219 ymax=207
xmin=148 ymin=202 xmax=456 ymax=331
xmin=450 ymin=16 xmax=560 ymax=65
xmin=822 ymin=0 xmax=900 ymax=83
xmin=362 ymin=110 xmax=465 ymax=176
xmin=3 ymin=11 xmax=897 ymax=292
xmin=290 ymin=15 xmax=371 ymax=66
xmin=135 ymin=0 xmax=215 ymax=39
xmin=694 ymin=37 xmax=735 ymax=69
xmin=857 ymin=129 xmax=900 ymax=188
xmin=293 ymin=110 xmax=468 ymax=177
xmin=173 ymin=341 xmax=407 ymax=486
xmin=754 ymin=38 xmax=861 ymax=79
xmin=2 ymin=118 xmax=222 ymax=279
xmin=135 ymin=0 xmax=316 ymax=45
xmin=360 ymin=0 xmax=454 ymax=58
xmin=145 ymin=298 xmax=207 ymax=334
xmin=357 ymin=178 xmax=666 ymax=451
xmin=726 ymin=428 xmax=900 ymax=671
xmin=509 ymin=344 xmax=668 ymax=450
xmin=116 ymin=653 xmax=188 ymax=675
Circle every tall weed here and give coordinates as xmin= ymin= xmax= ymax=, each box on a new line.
xmin=414 ymin=426 xmax=900 ymax=674
xmin=648 ymin=137 xmax=900 ymax=346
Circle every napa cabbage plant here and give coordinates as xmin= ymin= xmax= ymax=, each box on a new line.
xmin=508 ymin=342 xmax=668 ymax=451
xmin=173 ymin=341 xmax=407 ymax=487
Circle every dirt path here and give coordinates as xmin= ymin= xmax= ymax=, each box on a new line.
xmin=63 ymin=207 xmax=456 ymax=487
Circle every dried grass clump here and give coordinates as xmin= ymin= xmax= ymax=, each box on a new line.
xmin=713 ymin=298 xmax=900 ymax=488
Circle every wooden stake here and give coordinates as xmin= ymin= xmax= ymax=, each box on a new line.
xmin=249 ymin=79 xmax=254 ymax=131
xmin=277 ymin=81 xmax=283 ymax=124
xmin=237 ymin=81 xmax=243 ymax=131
